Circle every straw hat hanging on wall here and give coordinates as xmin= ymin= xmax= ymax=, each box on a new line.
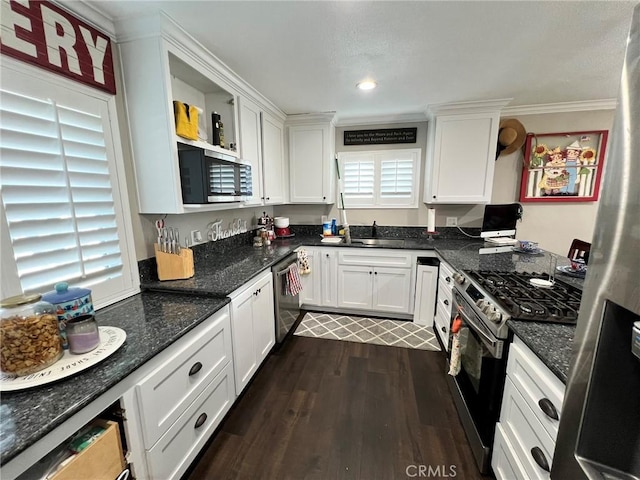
xmin=496 ymin=119 xmax=526 ymax=159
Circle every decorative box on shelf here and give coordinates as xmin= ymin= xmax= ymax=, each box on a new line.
xmin=155 ymin=245 xmax=194 ymax=281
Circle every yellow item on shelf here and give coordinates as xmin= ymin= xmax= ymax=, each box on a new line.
xmin=173 ymin=101 xmax=199 ymax=140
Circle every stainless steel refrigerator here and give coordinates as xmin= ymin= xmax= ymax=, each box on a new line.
xmin=552 ymin=4 xmax=640 ymax=479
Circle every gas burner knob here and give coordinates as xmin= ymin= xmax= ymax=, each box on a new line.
xmin=453 ymin=273 xmax=466 ymax=285
xmin=482 ymin=304 xmax=494 ymax=314
xmin=488 ymin=311 xmax=503 ymax=323
xmin=475 ymin=299 xmax=485 ymax=308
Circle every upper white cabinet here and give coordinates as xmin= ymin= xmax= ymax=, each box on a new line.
xmin=288 ymin=114 xmax=336 ymax=204
xmin=261 ymin=111 xmax=287 ymax=204
xmin=423 ymin=99 xmax=510 ymax=204
xmin=115 ymin=12 xmax=286 ymax=213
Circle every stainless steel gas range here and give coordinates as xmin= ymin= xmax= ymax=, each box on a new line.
xmin=446 ymin=270 xmax=582 ymax=474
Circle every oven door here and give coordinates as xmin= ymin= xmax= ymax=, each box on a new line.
xmin=447 ymin=289 xmax=509 ymax=471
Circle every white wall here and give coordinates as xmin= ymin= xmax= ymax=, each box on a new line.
xmin=492 ymin=110 xmax=614 ymax=255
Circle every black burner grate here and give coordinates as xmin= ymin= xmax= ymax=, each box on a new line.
xmin=465 ymin=270 xmax=582 ymax=324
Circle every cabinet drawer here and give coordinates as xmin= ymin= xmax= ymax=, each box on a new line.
xmin=434 ymin=306 xmax=451 ymax=351
xmin=338 ymin=250 xmax=412 ymax=268
xmin=492 ymin=423 xmax=527 ymax=480
xmin=507 ymin=338 xmax=565 ymax=441
xmin=439 ymin=260 xmax=455 ymax=284
xmin=499 ymin=378 xmax=555 ymax=480
xmin=437 ymin=278 xmax=453 ymax=303
xmin=136 ymin=308 xmax=232 ymax=447
xmin=146 ymin=362 xmax=235 ymax=480
xmin=437 ymin=282 xmax=453 ymax=315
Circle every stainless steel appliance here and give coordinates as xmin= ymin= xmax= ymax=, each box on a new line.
xmin=447 ymin=270 xmax=583 ymax=473
xmin=272 ymin=252 xmax=301 ymax=344
xmin=552 ymin=6 xmax=640 ymax=479
xmin=178 ymin=143 xmax=252 ymax=203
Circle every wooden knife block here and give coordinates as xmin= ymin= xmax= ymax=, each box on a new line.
xmin=155 ymin=244 xmax=194 ymax=281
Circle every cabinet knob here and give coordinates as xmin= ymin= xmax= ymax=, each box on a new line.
xmin=194 ymin=412 xmax=208 ymax=429
xmin=432 ymin=195 xmax=436 ymax=199
xmin=374 ymin=271 xmax=378 ymax=275
xmin=537 ymin=398 xmax=559 ymax=420
xmin=326 ymin=254 xmax=329 ymax=258
xmin=444 ymin=299 xmax=449 ymax=306
xmin=446 ymin=276 xmax=451 ymax=283
xmin=266 ymin=197 xmax=270 ymax=201
xmin=530 ymin=447 xmax=550 ymax=472
xmin=369 ymin=271 xmax=372 ymax=275
xmin=441 ymin=326 xmax=446 ymax=333
xmin=323 ymin=196 xmax=326 ymax=200
xmin=188 ymin=362 xmax=203 ymax=376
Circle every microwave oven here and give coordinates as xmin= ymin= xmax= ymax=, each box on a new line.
xmin=178 ymin=144 xmax=252 ymax=203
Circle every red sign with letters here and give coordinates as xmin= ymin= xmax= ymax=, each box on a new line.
xmin=1 ymin=0 xmax=116 ymax=94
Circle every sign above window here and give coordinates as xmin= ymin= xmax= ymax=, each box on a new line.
xmin=344 ymin=128 xmax=417 ymax=146
xmin=0 ymin=0 xmax=116 ymax=94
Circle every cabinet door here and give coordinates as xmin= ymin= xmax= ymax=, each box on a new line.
xmin=299 ymin=248 xmax=321 ymax=306
xmin=337 ymin=265 xmax=373 ymax=310
xmin=372 ymin=267 xmax=412 ymax=313
xmin=238 ymin=96 xmax=263 ymax=205
xmin=252 ymin=275 xmax=275 ymax=363
xmin=428 ymin=112 xmax=499 ymax=204
xmin=320 ymin=250 xmax=338 ymax=307
xmin=261 ymin=111 xmax=286 ymax=204
xmin=230 ymin=286 xmax=257 ymax=395
xmin=414 ymin=265 xmax=438 ymax=326
xmin=289 ymin=124 xmax=333 ymax=203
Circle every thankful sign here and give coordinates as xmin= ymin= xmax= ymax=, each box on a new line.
xmin=1 ymin=0 xmax=116 ymax=94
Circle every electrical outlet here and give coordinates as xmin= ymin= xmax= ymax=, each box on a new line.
xmin=191 ymin=230 xmax=203 ymax=244
xmin=446 ymin=217 xmax=458 ymax=227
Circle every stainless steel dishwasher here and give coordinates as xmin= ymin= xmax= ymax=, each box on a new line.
xmin=272 ymin=252 xmax=301 ymax=344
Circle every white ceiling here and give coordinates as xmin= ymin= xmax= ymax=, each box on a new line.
xmin=91 ymin=1 xmax=637 ymax=122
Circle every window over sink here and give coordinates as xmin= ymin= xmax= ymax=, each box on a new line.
xmin=338 ymin=148 xmax=421 ymax=208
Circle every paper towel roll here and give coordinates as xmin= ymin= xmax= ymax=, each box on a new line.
xmin=427 ymin=208 xmax=436 ymax=232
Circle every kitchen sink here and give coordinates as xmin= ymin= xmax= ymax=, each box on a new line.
xmin=349 ymin=238 xmax=405 ymax=247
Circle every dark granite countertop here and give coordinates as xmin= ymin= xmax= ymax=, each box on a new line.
xmin=1 ymin=292 xmax=229 ymax=465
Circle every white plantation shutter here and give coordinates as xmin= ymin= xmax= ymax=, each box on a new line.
xmin=338 ymin=149 xmax=420 ymax=208
xmin=0 ymin=63 xmax=137 ymax=306
xmin=210 ymin=164 xmax=236 ymax=194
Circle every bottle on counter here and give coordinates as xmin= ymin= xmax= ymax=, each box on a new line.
xmin=211 ymin=112 xmax=221 ymax=146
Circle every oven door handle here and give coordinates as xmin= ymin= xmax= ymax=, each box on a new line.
xmin=457 ymin=307 xmax=503 ymax=358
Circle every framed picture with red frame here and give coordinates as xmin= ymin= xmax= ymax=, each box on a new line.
xmin=519 ymin=130 xmax=608 ymax=202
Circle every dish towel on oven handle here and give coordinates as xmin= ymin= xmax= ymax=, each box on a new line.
xmin=283 ymin=265 xmax=303 ymax=296
xmin=448 ymin=313 xmax=463 ymax=376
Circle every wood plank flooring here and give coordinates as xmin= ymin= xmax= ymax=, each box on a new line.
xmin=185 ymin=335 xmax=492 ymax=480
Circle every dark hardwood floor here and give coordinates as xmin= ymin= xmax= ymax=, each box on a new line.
xmin=185 ymin=335 xmax=492 ymax=480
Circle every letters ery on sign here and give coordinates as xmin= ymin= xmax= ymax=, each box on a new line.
xmin=344 ymin=128 xmax=418 ymax=146
xmin=1 ymin=0 xmax=116 ymax=94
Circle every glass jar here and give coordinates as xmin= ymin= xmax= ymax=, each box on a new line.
xmin=0 ymin=294 xmax=63 ymax=376
xmin=66 ymin=314 xmax=100 ymax=354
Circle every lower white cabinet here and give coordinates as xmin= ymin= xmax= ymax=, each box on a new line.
xmin=414 ymin=261 xmax=438 ymax=326
xmin=133 ymin=306 xmax=235 ymax=480
xmin=229 ymin=270 xmax=275 ymax=396
xmin=337 ymin=264 xmax=412 ymax=313
xmin=298 ymin=247 xmax=337 ymax=309
xmin=492 ymin=337 xmax=566 ymax=480
xmin=146 ymin=362 xmax=235 ymax=479
xmin=299 ymin=247 xmax=321 ymax=306
xmin=434 ymin=259 xmax=455 ymax=350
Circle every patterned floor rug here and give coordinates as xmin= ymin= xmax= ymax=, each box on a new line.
xmin=294 ymin=312 xmax=441 ymax=351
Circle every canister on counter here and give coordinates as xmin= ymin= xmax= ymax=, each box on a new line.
xmin=42 ymin=282 xmax=94 ymax=349
xmin=0 ymin=294 xmax=63 ymax=376
xmin=66 ymin=314 xmax=100 ymax=354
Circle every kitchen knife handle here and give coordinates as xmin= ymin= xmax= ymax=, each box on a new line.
xmin=530 ymin=447 xmax=550 ymax=472
xmin=538 ymin=398 xmax=559 ymax=420
xmin=188 ymin=362 xmax=203 ymax=376
xmin=194 ymin=412 xmax=207 ymax=429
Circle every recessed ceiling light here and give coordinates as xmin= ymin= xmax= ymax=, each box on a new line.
xmin=357 ymin=80 xmax=377 ymax=91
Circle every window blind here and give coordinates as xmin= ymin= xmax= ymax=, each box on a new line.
xmin=343 ymin=159 xmax=375 ymax=197
xmin=0 ymin=88 xmax=123 ymax=294
xmin=380 ymin=159 xmax=414 ymax=197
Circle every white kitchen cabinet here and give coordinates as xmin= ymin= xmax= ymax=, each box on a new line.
xmin=492 ymin=337 xmax=566 ymax=480
xmin=261 ymin=111 xmax=287 ymax=204
xmin=434 ymin=258 xmax=455 ymax=350
xmin=337 ymin=265 xmax=373 ymax=310
xmin=413 ymin=260 xmax=439 ymax=326
xmin=229 ymin=270 xmax=275 ymax=395
xmin=115 ymin=13 xmax=286 ymax=214
xmin=424 ymin=100 xmax=510 ymax=204
xmin=299 ymin=247 xmax=321 ymax=307
xmin=288 ymin=114 xmax=336 ymax=204
xmin=238 ymin=96 xmax=263 ymax=205
xmin=320 ymin=249 xmax=338 ymax=307
xmin=372 ymin=267 xmax=413 ymax=313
